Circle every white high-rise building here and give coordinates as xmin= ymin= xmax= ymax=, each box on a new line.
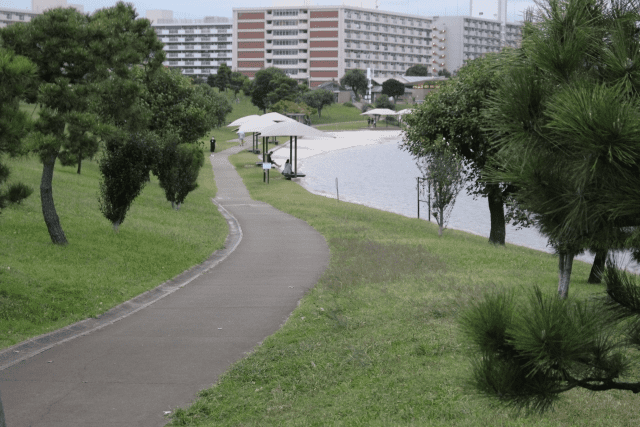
xmin=430 ymin=15 xmax=523 ymax=74
xmin=32 ymin=0 xmax=83 ymax=13
xmin=148 ymin=11 xmax=233 ymax=78
xmin=0 ymin=6 xmax=39 ymax=28
xmin=233 ymin=5 xmax=433 ymax=86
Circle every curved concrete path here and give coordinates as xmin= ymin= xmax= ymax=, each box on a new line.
xmin=0 ymin=145 xmax=330 ymax=426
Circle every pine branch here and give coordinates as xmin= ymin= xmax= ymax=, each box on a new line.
xmin=575 ymin=379 xmax=640 ymax=393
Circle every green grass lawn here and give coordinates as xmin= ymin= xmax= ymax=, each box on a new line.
xmin=0 ymin=151 xmax=227 ymax=349
xmin=311 ymin=103 xmax=366 ymax=125
xmin=168 ymin=151 xmax=639 ymax=426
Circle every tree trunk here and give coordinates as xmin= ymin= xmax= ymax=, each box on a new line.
xmin=558 ymin=251 xmax=574 ymax=299
xmin=438 ymin=206 xmax=444 ymax=236
xmin=112 ymin=220 xmax=120 ymax=233
xmin=587 ymin=248 xmax=608 ymax=284
xmin=40 ymin=153 xmax=68 ymax=245
xmin=487 ymin=184 xmax=506 ymax=245
xmin=77 ymin=148 xmax=82 ymax=174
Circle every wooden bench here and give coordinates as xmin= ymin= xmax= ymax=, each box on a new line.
xmin=282 ymin=173 xmax=306 ymax=180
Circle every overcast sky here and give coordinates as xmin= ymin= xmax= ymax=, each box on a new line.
xmin=2 ymin=0 xmax=535 ymax=23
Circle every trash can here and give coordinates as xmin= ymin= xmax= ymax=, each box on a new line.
xmin=210 ymin=137 xmax=216 ymax=152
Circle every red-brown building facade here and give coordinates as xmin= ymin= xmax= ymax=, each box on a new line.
xmin=233 ymin=6 xmax=433 ymax=86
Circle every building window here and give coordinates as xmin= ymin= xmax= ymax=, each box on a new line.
xmin=273 ymin=20 xmax=297 ymax=26
xmin=274 ymin=29 xmax=298 ymax=36
xmin=273 ymin=39 xmax=298 ymax=46
xmin=274 ymin=9 xmax=299 ymax=17
xmin=273 ymin=59 xmax=299 ymax=65
xmin=273 ymin=49 xmax=298 ymax=55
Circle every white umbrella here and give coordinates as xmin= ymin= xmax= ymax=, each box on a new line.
xmin=258 ymin=121 xmax=335 ymax=179
xmin=227 ymin=114 xmax=260 ymax=127
xmin=360 ymin=108 xmax=398 ymax=116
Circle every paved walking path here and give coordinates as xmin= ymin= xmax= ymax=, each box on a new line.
xmin=0 ymin=145 xmax=330 ymax=426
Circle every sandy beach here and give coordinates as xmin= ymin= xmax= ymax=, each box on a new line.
xmin=268 ymin=130 xmax=403 ymax=171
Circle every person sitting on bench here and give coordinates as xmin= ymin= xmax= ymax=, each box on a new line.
xmin=266 ymin=151 xmax=279 ymax=168
xmin=282 ymin=159 xmax=293 ymax=176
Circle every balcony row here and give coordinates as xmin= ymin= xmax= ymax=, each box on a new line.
xmin=265 ymin=22 xmax=310 ymax=31
xmin=345 ymin=33 xmax=431 ymax=44
xmin=165 ymin=46 xmax=232 ymax=53
xmin=161 ymin=37 xmax=231 ymax=43
xmin=166 ymin=52 xmax=231 ymax=59
xmin=344 ymin=13 xmax=429 ymax=28
xmin=345 ymin=22 xmax=427 ymax=37
xmin=166 ymin=60 xmax=233 ymax=66
xmin=156 ymin=28 xmax=231 ymax=36
xmin=347 ymin=45 xmax=428 ymax=55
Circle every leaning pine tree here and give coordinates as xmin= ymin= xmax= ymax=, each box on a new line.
xmin=485 ymin=0 xmax=640 ymax=297
xmin=461 ymin=0 xmax=640 ymax=412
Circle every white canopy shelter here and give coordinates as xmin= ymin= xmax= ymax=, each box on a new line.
xmin=360 ymin=108 xmax=398 ymax=117
xmin=396 ymin=108 xmax=415 ymax=124
xmin=258 ymin=121 xmax=335 ymax=179
xmin=227 ymin=115 xmax=260 ymax=127
xmin=260 ymin=112 xmax=297 ymax=123
xmin=237 ymin=117 xmax=281 ymax=154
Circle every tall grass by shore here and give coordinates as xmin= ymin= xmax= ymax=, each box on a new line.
xmin=168 ymin=151 xmax=638 ymax=426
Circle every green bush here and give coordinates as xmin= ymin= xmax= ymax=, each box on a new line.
xmin=361 ymin=103 xmax=374 ymax=113
xmin=6 ymin=183 xmax=33 ymax=204
xmin=375 ymin=94 xmax=394 ymax=110
xmin=343 ymin=101 xmax=354 ymax=108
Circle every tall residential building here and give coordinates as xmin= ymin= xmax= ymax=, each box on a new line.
xmin=430 ymin=15 xmax=523 ymax=74
xmin=0 ymin=7 xmax=39 ymax=28
xmin=148 ymin=11 xmax=233 ymax=78
xmin=232 ymin=5 xmax=434 ymax=87
xmin=32 ymin=0 xmax=84 ymax=13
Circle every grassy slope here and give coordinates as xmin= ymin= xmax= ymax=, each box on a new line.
xmin=0 ymin=135 xmax=228 ymax=349
xmin=169 ymin=151 xmax=638 ymax=426
xmin=0 ymin=92 xmax=351 ymax=349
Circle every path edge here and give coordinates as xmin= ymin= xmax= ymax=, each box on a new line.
xmin=0 ymin=199 xmax=242 ymax=372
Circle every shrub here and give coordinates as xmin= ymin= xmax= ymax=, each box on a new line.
xmin=6 ymin=183 xmax=33 ymax=204
xmin=375 ymin=94 xmax=394 ymax=110
xmin=343 ymin=101 xmax=354 ymax=108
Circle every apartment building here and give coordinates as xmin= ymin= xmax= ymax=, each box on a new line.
xmin=0 ymin=7 xmax=39 ymax=28
xmin=232 ymin=5 xmax=433 ymax=87
xmin=430 ymin=16 xmax=523 ymax=74
xmin=2 ymin=1 xmax=86 ymax=29
xmin=149 ymin=11 xmax=233 ymax=78
xmin=31 ymin=0 xmax=83 ymax=13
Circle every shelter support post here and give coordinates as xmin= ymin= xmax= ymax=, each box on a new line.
xmin=263 ymin=136 xmax=267 ymax=182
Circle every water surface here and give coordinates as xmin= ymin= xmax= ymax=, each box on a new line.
xmin=299 ymin=140 xmax=638 ymax=273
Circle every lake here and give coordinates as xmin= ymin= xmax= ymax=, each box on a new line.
xmin=298 ymin=138 xmax=639 ymax=274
